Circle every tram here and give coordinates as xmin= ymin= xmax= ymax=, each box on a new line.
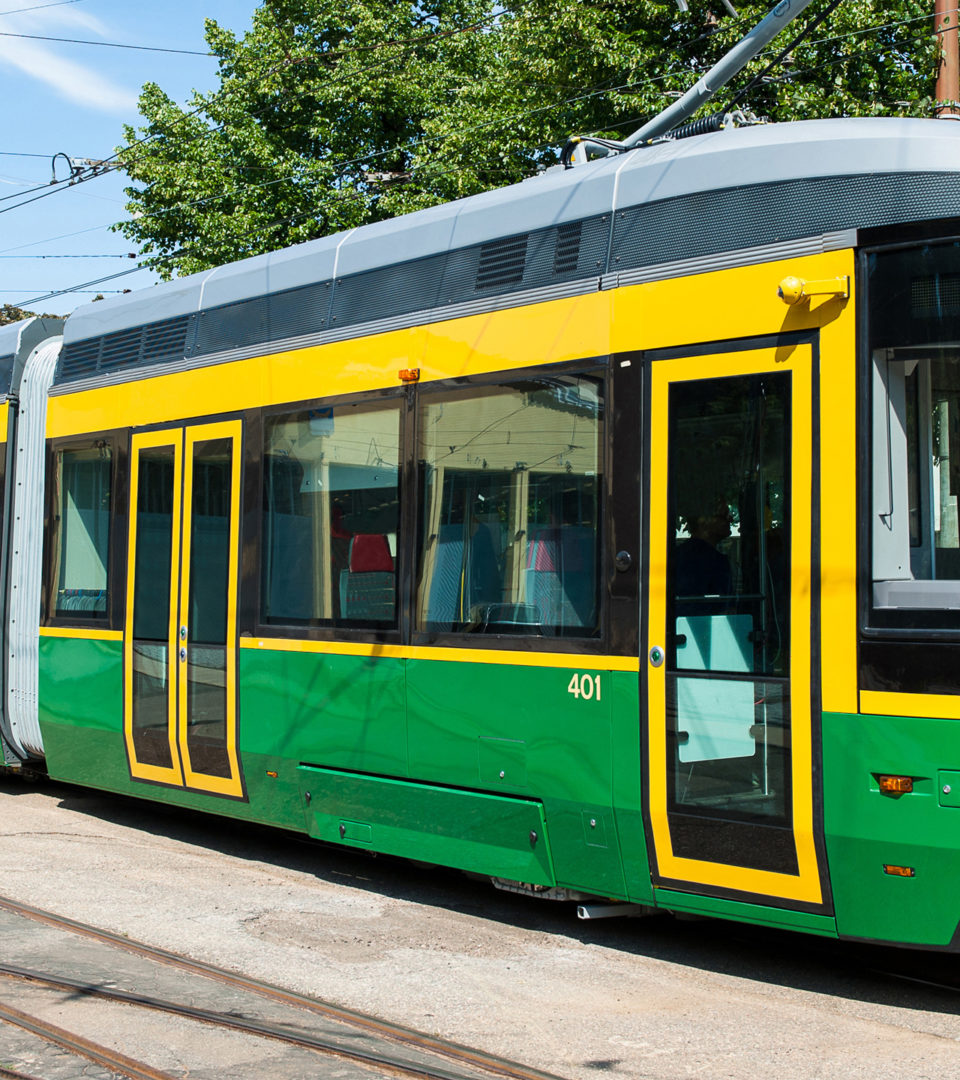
xmin=3 ymin=114 xmax=960 ymax=948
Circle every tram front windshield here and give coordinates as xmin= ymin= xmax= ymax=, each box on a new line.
xmin=869 ymin=240 xmax=960 ymax=630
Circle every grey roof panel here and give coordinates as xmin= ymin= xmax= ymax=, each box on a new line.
xmin=51 ymin=117 xmax=960 ymax=379
xmin=611 ymin=117 xmax=960 ymax=211
xmin=0 ymin=316 xmax=63 ymax=395
xmin=332 ymin=201 xmax=460 ymax=279
xmin=262 ymin=232 xmax=345 ymax=293
xmin=200 ymin=251 xmax=271 ymax=310
xmin=447 ymin=161 xmax=618 ymax=251
xmin=62 ymin=269 xmax=208 ymax=346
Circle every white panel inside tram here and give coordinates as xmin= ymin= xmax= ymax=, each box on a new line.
xmin=667 ymin=373 xmax=791 ymax=824
xmin=870 ymin=242 xmax=960 ymax=621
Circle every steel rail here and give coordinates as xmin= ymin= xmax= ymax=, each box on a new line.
xmin=0 ymin=963 xmax=489 ymax=1080
xmin=0 ymin=998 xmax=178 ymax=1080
xmin=0 ymin=894 xmax=566 ymax=1080
xmin=0 ymin=1067 xmax=53 ymax=1080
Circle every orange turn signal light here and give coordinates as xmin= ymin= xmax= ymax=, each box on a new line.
xmin=398 ymin=368 xmax=420 ymax=383
xmin=879 ymin=774 xmax=914 ymax=794
xmin=883 ymin=864 xmax=916 ymax=877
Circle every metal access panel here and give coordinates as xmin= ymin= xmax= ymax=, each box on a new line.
xmin=297 ymin=765 xmax=556 ymax=886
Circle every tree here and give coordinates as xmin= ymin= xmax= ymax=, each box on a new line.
xmin=115 ymin=0 xmax=939 ymax=279
xmin=0 ymin=304 xmax=63 ymax=326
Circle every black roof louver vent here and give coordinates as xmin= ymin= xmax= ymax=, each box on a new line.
xmin=554 ymin=221 xmax=583 ymax=276
xmin=99 ymin=326 xmax=144 ymax=370
xmin=142 ymin=314 xmax=191 ymax=361
xmin=58 ymin=339 xmax=101 ymax=382
xmin=476 ymin=234 xmax=528 ymax=291
xmin=56 ymin=313 xmax=191 ymax=385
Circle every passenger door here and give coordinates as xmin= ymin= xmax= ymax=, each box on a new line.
xmin=644 ymin=342 xmax=824 ymax=906
xmin=122 ymin=420 xmax=244 ymax=798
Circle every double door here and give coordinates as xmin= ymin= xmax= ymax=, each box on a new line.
xmin=122 ymin=421 xmax=244 ymax=798
xmin=644 ymin=343 xmax=824 ymax=907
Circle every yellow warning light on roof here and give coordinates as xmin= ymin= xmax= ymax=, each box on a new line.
xmin=879 ymin=775 xmax=914 ymax=794
xmin=398 ymin=368 xmax=420 ymax=383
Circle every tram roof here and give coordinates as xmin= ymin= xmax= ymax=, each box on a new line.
xmin=61 ymin=117 xmax=960 ymax=352
xmin=0 ymin=316 xmax=63 ymax=396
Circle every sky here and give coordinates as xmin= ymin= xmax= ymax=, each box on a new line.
xmin=0 ymin=0 xmax=257 ymax=315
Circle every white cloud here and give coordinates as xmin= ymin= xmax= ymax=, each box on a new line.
xmin=0 ymin=0 xmax=139 ymax=113
xmin=0 ymin=36 xmax=139 ymax=112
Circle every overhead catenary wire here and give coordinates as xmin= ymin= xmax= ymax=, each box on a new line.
xmin=0 ymin=253 xmax=137 ymax=258
xmin=9 ymin=22 xmax=930 ymax=308
xmin=0 ymin=30 xmax=211 ymax=54
xmin=0 ymin=221 xmax=136 ymax=255
xmin=0 ymin=288 xmax=130 ymax=293
xmin=0 ymin=0 xmax=85 ymax=14
xmin=0 ymin=0 xmax=889 ymax=220
xmin=13 ymin=7 xmax=946 ymax=304
xmin=0 ymin=0 xmax=945 ymax=225
xmin=722 ymin=0 xmax=846 ymax=114
xmin=0 ymin=9 xmax=512 ymax=219
xmin=14 ymin=82 xmax=678 ymax=307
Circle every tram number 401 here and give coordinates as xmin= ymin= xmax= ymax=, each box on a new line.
xmin=567 ymin=673 xmax=601 ymax=701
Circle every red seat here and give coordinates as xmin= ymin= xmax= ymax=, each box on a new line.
xmin=349 ymin=534 xmax=393 ymax=573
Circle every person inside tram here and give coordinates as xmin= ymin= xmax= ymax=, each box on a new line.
xmin=674 ymin=499 xmax=734 ymax=599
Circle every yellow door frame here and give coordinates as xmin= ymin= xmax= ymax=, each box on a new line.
xmin=123 ymin=428 xmax=184 ymax=786
xmin=178 ymin=420 xmax=244 ymax=797
xmin=646 ymin=343 xmax=822 ymax=905
xmin=123 ymin=420 xmax=244 ymax=798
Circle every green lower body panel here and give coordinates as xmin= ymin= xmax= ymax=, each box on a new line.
xmin=298 ymin=766 xmax=556 ymax=886
xmin=823 ymin=710 xmax=960 ymax=947
xmin=653 ymin=888 xmax=838 ymax=937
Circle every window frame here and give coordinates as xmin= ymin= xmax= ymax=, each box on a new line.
xmin=247 ymin=360 xmax=614 ymax=655
xmin=43 ymin=429 xmax=127 ymax=630
xmin=250 ymin=385 xmax=409 ymax=644
xmin=859 ymin=233 xmax=960 ymax=644
xmin=410 ymin=359 xmax=611 ymax=656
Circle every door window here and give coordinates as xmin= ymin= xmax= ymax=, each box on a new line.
xmin=123 ymin=422 xmax=243 ymax=797
xmin=666 ymin=372 xmax=793 ymax=858
xmin=647 ymin=346 xmax=821 ymax=905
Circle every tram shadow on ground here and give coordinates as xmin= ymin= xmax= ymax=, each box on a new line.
xmin=11 ymin=772 xmax=958 ymax=1022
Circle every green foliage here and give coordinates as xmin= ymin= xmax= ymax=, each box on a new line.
xmin=115 ymin=0 xmax=940 ymax=279
xmin=0 ymin=304 xmax=62 ymax=326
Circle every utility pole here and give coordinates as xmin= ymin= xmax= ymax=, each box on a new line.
xmin=935 ymin=0 xmax=960 ymax=118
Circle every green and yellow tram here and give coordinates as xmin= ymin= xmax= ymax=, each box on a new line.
xmin=4 ymin=116 xmax=960 ymax=948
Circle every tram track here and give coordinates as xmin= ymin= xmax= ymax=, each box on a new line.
xmin=0 ymin=961 xmax=500 ymax=1080
xmin=0 ymin=893 xmax=566 ymax=1080
xmin=0 ymin=996 xmax=176 ymax=1080
xmin=0 ymin=1067 xmax=58 ymax=1080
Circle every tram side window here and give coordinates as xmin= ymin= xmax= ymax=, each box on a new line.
xmin=50 ymin=443 xmax=112 ymax=619
xmin=416 ymin=374 xmax=603 ymax=637
xmin=869 ymin=241 xmax=960 ymax=630
xmin=261 ymin=400 xmax=401 ymax=628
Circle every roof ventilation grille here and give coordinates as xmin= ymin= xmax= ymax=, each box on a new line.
xmin=554 ymin=221 xmax=583 ymax=276
xmin=141 ymin=314 xmax=191 ymax=363
xmin=98 ymin=327 xmax=143 ymax=371
xmin=58 ymin=339 xmax=101 ymax=382
xmin=476 ymin=234 xmax=528 ymax=291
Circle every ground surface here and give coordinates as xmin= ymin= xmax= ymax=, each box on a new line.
xmin=0 ymin=775 xmax=958 ymax=1079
